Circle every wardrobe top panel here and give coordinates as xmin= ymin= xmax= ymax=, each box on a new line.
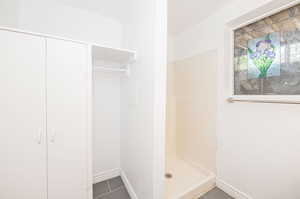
xmin=0 ymin=26 xmax=136 ymax=64
xmin=92 ymin=45 xmax=136 ymax=66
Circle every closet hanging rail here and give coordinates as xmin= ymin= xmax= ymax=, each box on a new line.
xmin=227 ymin=97 xmax=300 ymax=104
xmin=93 ymin=66 xmax=128 ymax=73
xmin=91 ymin=44 xmax=136 ymax=76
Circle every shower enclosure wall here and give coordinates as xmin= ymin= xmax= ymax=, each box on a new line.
xmin=165 ymin=50 xmax=218 ymax=199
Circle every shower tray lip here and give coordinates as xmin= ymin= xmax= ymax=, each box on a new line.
xmin=165 ymin=158 xmax=216 ymax=199
xmin=176 ymin=174 xmax=215 ymax=199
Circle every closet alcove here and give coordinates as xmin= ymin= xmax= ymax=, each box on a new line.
xmin=91 ymin=45 xmax=136 ymax=184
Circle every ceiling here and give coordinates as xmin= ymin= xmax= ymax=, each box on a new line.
xmin=53 ymin=0 xmax=128 ymax=22
xmin=54 ymin=0 xmax=233 ymax=36
xmin=168 ymin=0 xmax=233 ymax=35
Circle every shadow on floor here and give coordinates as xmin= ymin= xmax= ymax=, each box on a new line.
xmin=93 ymin=176 xmax=131 ymax=199
xmin=200 ymin=188 xmax=234 ymax=199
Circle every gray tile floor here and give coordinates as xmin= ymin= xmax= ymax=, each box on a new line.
xmin=200 ymin=188 xmax=234 ymax=199
xmin=93 ymin=176 xmax=131 ymax=199
xmin=94 ymin=178 xmax=232 ymax=199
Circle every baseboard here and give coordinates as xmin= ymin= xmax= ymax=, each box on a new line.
xmin=121 ymin=171 xmax=138 ymax=199
xmin=93 ymin=168 xmax=121 ymax=184
xmin=216 ymin=178 xmax=252 ymax=199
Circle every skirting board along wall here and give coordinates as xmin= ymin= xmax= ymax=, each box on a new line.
xmin=216 ymin=178 xmax=253 ymax=199
xmin=93 ymin=168 xmax=121 ymax=184
xmin=121 ymin=171 xmax=138 ymax=199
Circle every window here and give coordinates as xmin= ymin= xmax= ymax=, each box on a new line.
xmin=234 ymin=4 xmax=300 ymax=95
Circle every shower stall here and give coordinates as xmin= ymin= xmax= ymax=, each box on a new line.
xmin=165 ymin=50 xmax=218 ymax=199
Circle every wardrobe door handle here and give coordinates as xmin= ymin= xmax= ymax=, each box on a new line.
xmin=37 ymin=129 xmax=42 ymax=144
xmin=50 ymin=129 xmax=56 ymax=143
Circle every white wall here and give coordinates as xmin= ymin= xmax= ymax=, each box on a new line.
xmin=121 ymin=16 xmax=155 ymax=199
xmin=93 ymin=73 xmax=120 ymax=176
xmin=120 ymin=0 xmax=167 ymax=198
xmin=0 ymin=0 xmax=123 ymax=48
xmin=0 ymin=0 xmax=19 ymax=27
xmin=171 ymin=0 xmax=300 ymax=198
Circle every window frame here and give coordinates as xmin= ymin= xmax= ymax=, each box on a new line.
xmin=226 ymin=0 xmax=300 ymax=103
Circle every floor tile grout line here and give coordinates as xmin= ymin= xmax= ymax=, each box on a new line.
xmin=93 ymin=180 xmax=111 ymax=199
xmin=107 ymin=180 xmax=111 ymax=192
xmin=106 ymin=185 xmax=125 ymax=195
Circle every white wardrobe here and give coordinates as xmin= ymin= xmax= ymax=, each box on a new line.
xmin=0 ymin=29 xmax=89 ymax=199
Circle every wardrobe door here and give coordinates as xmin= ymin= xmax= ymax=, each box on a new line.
xmin=46 ymin=38 xmax=88 ymax=199
xmin=0 ymin=30 xmax=47 ymax=199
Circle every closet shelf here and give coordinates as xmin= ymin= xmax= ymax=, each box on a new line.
xmin=92 ymin=45 xmax=136 ymax=75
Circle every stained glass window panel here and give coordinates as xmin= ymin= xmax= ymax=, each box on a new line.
xmin=234 ymin=4 xmax=300 ymax=95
